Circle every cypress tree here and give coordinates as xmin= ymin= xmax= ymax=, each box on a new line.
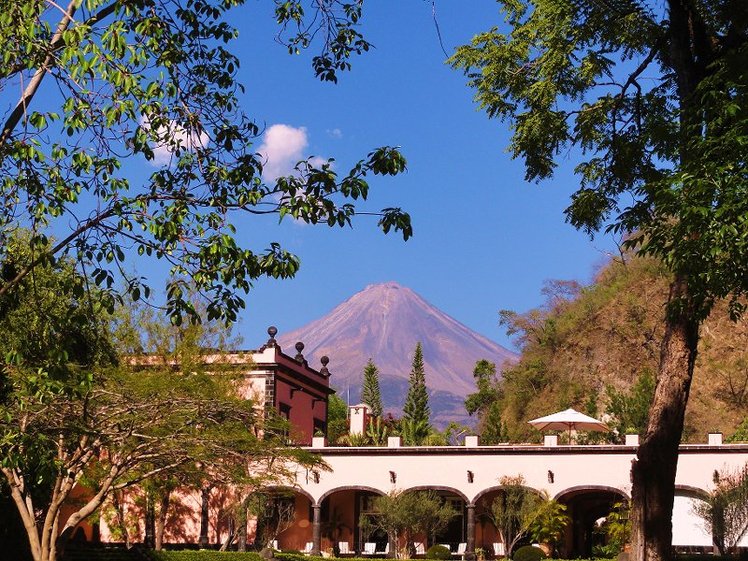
xmin=402 ymin=342 xmax=430 ymax=441
xmin=361 ymin=359 xmax=383 ymax=417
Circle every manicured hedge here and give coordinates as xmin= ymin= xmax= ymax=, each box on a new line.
xmin=148 ymin=553 xmax=376 ymax=561
xmin=512 ymin=546 xmax=546 ymax=561
xmin=148 ymin=551 xmax=264 ymax=561
xmin=147 ymin=552 xmax=619 ymax=561
xmin=278 ymin=556 xmax=372 ymax=561
xmin=277 ymin=553 xmax=318 ymax=561
xmin=425 ymin=545 xmax=451 ymax=560
xmin=675 ymin=556 xmax=738 ymax=561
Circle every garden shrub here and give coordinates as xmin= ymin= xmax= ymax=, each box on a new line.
xmin=426 ymin=545 xmax=452 ymax=560
xmin=148 ymin=552 xmax=265 ymax=561
xmin=512 ymin=545 xmax=546 ymax=561
xmin=276 ymin=553 xmax=312 ymax=561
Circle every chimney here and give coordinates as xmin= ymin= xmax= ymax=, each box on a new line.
xmin=349 ymin=404 xmax=370 ymax=436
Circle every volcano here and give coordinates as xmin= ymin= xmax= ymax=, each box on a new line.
xmin=276 ymin=282 xmax=517 ymax=426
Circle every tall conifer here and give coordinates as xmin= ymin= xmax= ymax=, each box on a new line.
xmin=402 ymin=343 xmax=430 ymax=443
xmin=361 ymin=359 xmax=383 ymax=417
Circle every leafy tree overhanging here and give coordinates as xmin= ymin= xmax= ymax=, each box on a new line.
xmin=0 ymin=0 xmax=412 ymax=325
xmin=451 ymin=1 xmax=748 ymax=560
xmin=0 ymin=236 xmax=318 ymax=561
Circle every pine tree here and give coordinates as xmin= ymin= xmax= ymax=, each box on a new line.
xmin=402 ymin=342 xmax=430 ymax=444
xmin=361 ymin=359 xmax=383 ymax=417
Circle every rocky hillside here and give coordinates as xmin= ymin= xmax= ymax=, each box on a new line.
xmin=276 ymin=282 xmax=517 ymax=426
xmin=492 ymin=256 xmax=748 ymax=442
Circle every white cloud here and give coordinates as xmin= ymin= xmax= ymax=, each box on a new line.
xmin=327 ymin=128 xmax=343 ymax=139
xmin=140 ymin=115 xmax=209 ymax=166
xmin=257 ymin=124 xmax=312 ymax=181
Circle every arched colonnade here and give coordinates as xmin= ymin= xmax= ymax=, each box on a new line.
xmin=276 ymin=439 xmax=748 ymax=558
xmin=273 ymin=482 xmax=713 ymax=558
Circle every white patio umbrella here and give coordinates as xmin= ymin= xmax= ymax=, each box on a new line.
xmin=528 ymin=408 xmax=609 ymax=442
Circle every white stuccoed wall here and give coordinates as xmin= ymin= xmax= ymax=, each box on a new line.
xmin=298 ymin=435 xmax=748 ymax=545
xmin=302 ymin=442 xmax=748 ymax=504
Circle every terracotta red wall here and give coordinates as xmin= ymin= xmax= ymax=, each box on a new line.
xmin=275 ymin=377 xmax=328 ymax=445
xmin=277 ymin=494 xmax=313 ymax=551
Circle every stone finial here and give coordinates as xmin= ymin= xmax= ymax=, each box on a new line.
xmin=266 ymin=326 xmax=278 ymax=347
xmin=295 ymin=341 xmax=305 ymax=362
xmin=320 ymin=356 xmax=330 ymax=377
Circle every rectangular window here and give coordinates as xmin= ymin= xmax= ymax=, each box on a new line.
xmin=279 ymin=403 xmax=291 ymax=420
xmin=360 ymin=495 xmax=378 ymax=513
xmin=313 ymin=417 xmax=326 ymax=436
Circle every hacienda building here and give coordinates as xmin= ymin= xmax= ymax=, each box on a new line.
xmin=72 ymin=327 xmax=748 ymax=557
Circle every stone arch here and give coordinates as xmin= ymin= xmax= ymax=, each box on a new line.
xmin=256 ymin=485 xmax=315 ymax=552
xmin=473 ymin=483 xmax=545 ymax=506
xmin=319 ymin=486 xmax=388 ymax=554
xmin=401 ymin=485 xmax=470 ymax=505
xmin=674 ymin=484 xmax=709 ymax=501
xmin=554 ymin=484 xmax=630 ymax=502
xmin=673 ymin=485 xmax=712 ymax=550
xmin=318 ymin=485 xmax=386 ymax=506
xmin=472 ymin=483 xmax=546 ymax=555
xmin=554 ymin=485 xmax=629 ymax=559
xmin=400 ymin=485 xmax=471 ymax=548
xmin=262 ymin=485 xmax=315 ymax=505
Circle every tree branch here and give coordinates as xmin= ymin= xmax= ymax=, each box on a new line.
xmin=0 ymin=0 xmax=79 ymax=145
xmin=0 ymin=206 xmax=116 ymax=299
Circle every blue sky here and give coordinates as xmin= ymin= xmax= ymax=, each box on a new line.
xmin=12 ymin=1 xmax=619 ymax=353
xmin=228 ymin=1 xmax=620 ymax=352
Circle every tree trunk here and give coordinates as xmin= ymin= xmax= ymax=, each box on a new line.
xmin=711 ymin=500 xmax=726 ymax=555
xmin=144 ymin=493 xmax=156 ymax=549
xmin=111 ymin=490 xmax=131 ymax=549
xmin=199 ymin=486 xmax=211 ymax=548
xmin=630 ymin=277 xmax=700 ymax=561
xmin=237 ymin=504 xmax=248 ymax=552
xmin=155 ymin=491 xmax=171 ymax=550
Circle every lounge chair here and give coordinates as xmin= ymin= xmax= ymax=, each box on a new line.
xmin=454 ymin=543 xmax=467 ymax=559
xmin=440 ymin=544 xmax=452 ymax=553
xmin=362 ymin=542 xmax=377 ymax=556
xmin=339 ymin=542 xmax=353 ymax=556
xmin=302 ymin=542 xmax=314 ymax=555
xmin=413 ymin=542 xmax=426 ymax=557
xmin=375 ymin=543 xmax=390 ymax=556
xmin=492 ymin=543 xmax=506 ymax=558
xmin=271 ymin=540 xmax=279 ymax=551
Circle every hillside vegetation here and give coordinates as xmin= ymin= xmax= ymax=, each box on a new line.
xmin=477 ymin=256 xmax=748 ymax=443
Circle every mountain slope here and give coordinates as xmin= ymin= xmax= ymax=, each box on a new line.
xmin=276 ymin=282 xmax=517 ymax=425
xmin=491 ymin=257 xmax=748 ymax=442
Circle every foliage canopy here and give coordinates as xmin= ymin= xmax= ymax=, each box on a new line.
xmin=361 ymin=490 xmax=456 ymax=558
xmin=464 ymin=359 xmax=508 ymax=444
xmin=0 ymin=242 xmax=318 ymax=561
xmin=361 ymin=358 xmax=384 ymax=417
xmin=693 ymin=465 xmax=748 ymax=555
xmin=451 ymin=0 xmax=748 ymax=320
xmin=483 ymin=475 xmax=542 ymax=555
xmin=0 ymin=0 xmax=411 ymax=325
xmin=402 ymin=342 xmax=430 ymax=445
xmin=453 ymin=4 xmax=748 ymax=557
